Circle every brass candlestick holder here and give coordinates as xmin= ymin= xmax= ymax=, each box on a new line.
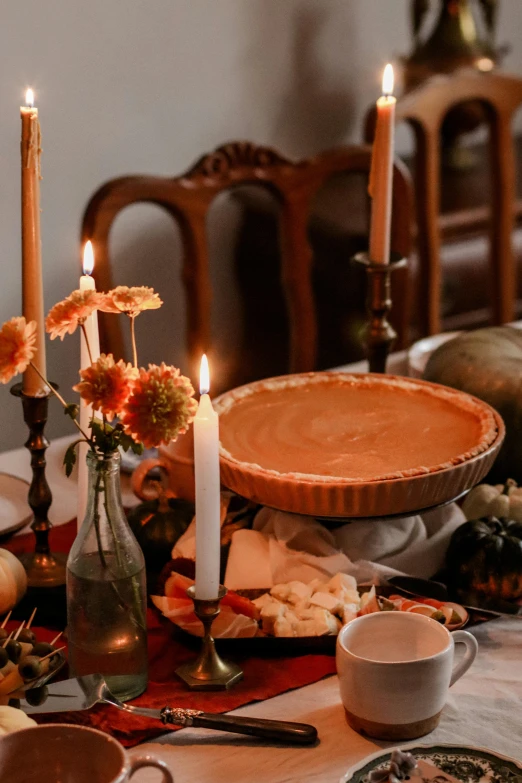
xmin=11 ymin=383 xmax=67 ymax=588
xmin=176 ymin=585 xmax=243 ymax=690
xmin=352 ymin=252 xmax=408 ymax=374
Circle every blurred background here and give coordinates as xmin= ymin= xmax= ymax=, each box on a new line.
xmin=1 ymin=0 xmax=522 ymax=450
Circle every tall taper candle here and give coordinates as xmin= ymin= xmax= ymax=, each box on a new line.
xmin=77 ymin=241 xmax=101 ymax=529
xmin=368 ymin=64 xmax=396 ymax=265
xmin=21 ymin=88 xmax=47 ymax=395
xmin=194 ymin=354 xmax=221 ymax=600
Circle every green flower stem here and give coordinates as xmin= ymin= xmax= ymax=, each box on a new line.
xmin=80 ymin=322 xmax=94 ymax=365
xmin=29 ymin=361 xmax=91 ymax=443
xmin=129 ymin=315 xmax=138 ymax=368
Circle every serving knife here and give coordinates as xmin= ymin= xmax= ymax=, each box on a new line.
xmin=387 ymin=575 xmax=522 ymax=619
xmin=20 ymin=673 xmax=318 ymax=745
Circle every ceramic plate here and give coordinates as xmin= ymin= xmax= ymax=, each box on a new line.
xmin=0 ymin=473 xmax=31 ymax=536
xmin=341 ymin=744 xmax=522 ymax=783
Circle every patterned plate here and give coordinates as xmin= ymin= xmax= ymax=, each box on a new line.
xmin=341 ymin=745 xmax=522 ymax=783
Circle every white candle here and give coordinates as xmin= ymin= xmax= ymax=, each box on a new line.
xmin=368 ymin=64 xmax=396 ymax=265
xmin=194 ymin=354 xmax=221 ymax=600
xmin=21 ymin=88 xmax=47 ymax=395
xmin=77 ymin=241 xmax=101 ymax=529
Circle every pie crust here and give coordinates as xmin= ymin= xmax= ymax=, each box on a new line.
xmin=214 ymin=373 xmax=504 ymax=518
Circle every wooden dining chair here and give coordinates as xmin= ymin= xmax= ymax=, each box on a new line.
xmin=366 ymin=69 xmax=522 ymax=337
xmin=81 ymin=141 xmax=412 ymax=389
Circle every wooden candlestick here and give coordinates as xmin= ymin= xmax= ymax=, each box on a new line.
xmin=352 ymin=252 xmax=407 ymax=374
xmin=10 ymin=384 xmax=66 ymax=588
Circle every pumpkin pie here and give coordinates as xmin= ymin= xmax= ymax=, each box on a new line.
xmin=214 ymin=373 xmax=504 ymax=518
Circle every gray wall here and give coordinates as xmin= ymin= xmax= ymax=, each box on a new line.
xmin=1 ymin=0 xmax=522 ymax=451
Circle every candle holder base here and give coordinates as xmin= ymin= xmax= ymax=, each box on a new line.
xmin=17 ymin=551 xmax=67 ymax=589
xmin=10 ymin=383 xmax=66 ymax=588
xmin=176 ymin=586 xmax=244 ymax=690
xmin=352 ymin=252 xmax=408 ymax=374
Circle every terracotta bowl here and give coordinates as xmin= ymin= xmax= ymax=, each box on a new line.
xmin=132 ymin=424 xmax=195 ymax=502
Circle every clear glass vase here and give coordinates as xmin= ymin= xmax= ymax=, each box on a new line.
xmin=66 ymin=450 xmax=148 ymax=701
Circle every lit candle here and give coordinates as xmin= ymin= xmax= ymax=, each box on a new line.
xmin=194 ymin=354 xmax=221 ymax=600
xmin=21 ymin=88 xmax=47 ymax=395
xmin=368 ymin=64 xmax=396 ymax=265
xmin=77 ymin=241 xmax=101 ymax=528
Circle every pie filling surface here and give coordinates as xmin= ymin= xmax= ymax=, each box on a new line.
xmin=216 ymin=374 xmax=498 ymax=483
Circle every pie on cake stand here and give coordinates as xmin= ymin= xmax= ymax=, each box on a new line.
xmin=214 ymin=373 xmax=504 ymax=518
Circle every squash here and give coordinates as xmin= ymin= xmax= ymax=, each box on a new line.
xmin=423 ymin=326 xmax=522 ymax=483
xmin=0 ymin=550 xmax=27 ymax=615
xmin=446 ymin=516 xmax=522 ymax=602
xmin=462 ymin=479 xmax=522 ymax=522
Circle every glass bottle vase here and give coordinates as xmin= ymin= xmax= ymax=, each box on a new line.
xmin=66 ymin=450 xmax=148 ymax=701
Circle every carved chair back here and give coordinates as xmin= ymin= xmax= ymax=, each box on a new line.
xmin=366 ymin=69 xmax=522 ymax=336
xmin=81 ymin=142 xmax=412 ymax=389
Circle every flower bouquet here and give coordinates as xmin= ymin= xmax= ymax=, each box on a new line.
xmin=0 ymin=285 xmax=197 ymax=700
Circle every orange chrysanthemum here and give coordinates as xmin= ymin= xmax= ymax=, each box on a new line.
xmin=0 ymin=317 xmax=37 ymax=384
xmin=46 ymin=289 xmax=104 ymax=340
xmin=73 ymin=354 xmax=138 ymax=418
xmin=100 ymin=286 xmax=163 ymax=317
xmin=121 ymin=363 xmax=197 ymax=448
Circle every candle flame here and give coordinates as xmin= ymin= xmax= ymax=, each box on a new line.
xmin=200 ymin=354 xmax=210 ymax=395
xmin=83 ymin=241 xmax=94 ymax=275
xmin=25 ymin=88 xmax=34 ymax=108
xmin=382 ymin=64 xmax=394 ymax=97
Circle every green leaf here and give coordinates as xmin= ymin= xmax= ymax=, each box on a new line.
xmin=118 ymin=431 xmax=143 ymax=455
xmin=64 ymin=402 xmax=79 ymax=419
xmin=63 ymin=439 xmax=84 ymax=478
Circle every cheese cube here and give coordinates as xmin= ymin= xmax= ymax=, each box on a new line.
xmin=252 ymin=593 xmax=277 ymax=611
xmin=286 ymin=581 xmax=313 ymax=605
xmin=260 ymin=601 xmax=286 ymax=634
xmin=270 ymin=583 xmax=292 ymax=602
xmin=328 ymin=573 xmax=357 ymax=594
xmin=309 ymin=591 xmax=343 ymax=614
xmin=273 ymin=616 xmax=295 ymax=637
xmin=308 ymin=578 xmax=329 ymax=594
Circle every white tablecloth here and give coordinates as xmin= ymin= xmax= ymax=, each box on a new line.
xmin=2 ymin=350 xmax=521 ymax=782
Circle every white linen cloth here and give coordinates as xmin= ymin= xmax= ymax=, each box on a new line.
xmin=131 ymin=616 xmax=522 ymax=783
xmin=173 ymin=502 xmax=466 ymax=589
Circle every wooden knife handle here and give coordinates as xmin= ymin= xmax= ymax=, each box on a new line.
xmin=169 ymin=710 xmax=318 ymax=744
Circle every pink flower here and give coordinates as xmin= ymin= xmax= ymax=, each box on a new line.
xmin=121 ymin=363 xmax=197 ymax=448
xmin=74 ymin=354 xmax=138 ymax=418
xmin=0 ymin=317 xmax=37 ymax=383
xmin=46 ymin=289 xmax=104 ymax=340
xmin=100 ymin=286 xmax=163 ymax=317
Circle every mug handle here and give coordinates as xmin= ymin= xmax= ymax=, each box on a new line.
xmin=131 ymin=458 xmax=170 ymax=501
xmin=449 ymin=630 xmax=478 ymax=686
xmin=128 ymin=752 xmax=174 ymax=782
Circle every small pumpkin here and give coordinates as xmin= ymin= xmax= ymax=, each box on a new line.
xmin=0 ymin=549 xmax=27 ymax=615
xmin=446 ymin=516 xmax=522 ymax=602
xmin=462 ymin=479 xmax=522 ymax=523
xmin=128 ymin=485 xmax=194 ymax=586
xmin=423 ymin=325 xmax=522 ymax=484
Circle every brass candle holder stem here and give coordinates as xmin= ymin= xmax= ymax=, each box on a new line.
xmin=11 ymin=383 xmax=66 ymax=588
xmin=352 ymin=252 xmax=407 ymax=374
xmin=176 ymin=586 xmax=243 ymax=690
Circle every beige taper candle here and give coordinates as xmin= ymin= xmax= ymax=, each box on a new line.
xmin=21 ymin=89 xmax=47 ymax=395
xmin=368 ymin=64 xmax=396 ymax=265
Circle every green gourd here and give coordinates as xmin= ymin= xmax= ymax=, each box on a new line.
xmin=423 ymin=325 xmax=522 ymax=484
xmin=446 ymin=516 xmax=522 ymax=602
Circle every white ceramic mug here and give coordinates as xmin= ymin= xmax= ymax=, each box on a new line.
xmin=336 ymin=611 xmax=478 ymax=741
xmin=0 ymin=723 xmax=174 ymax=783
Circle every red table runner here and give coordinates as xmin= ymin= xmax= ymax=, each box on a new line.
xmin=5 ymin=521 xmax=336 ymax=747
